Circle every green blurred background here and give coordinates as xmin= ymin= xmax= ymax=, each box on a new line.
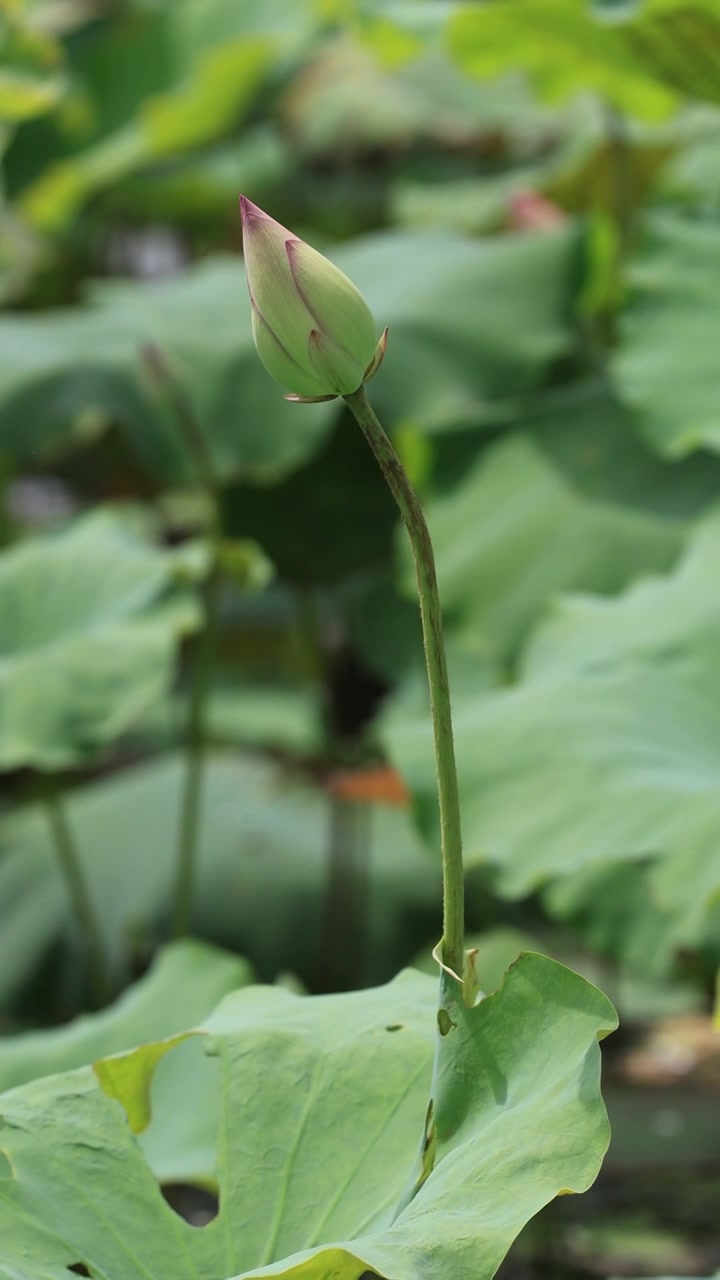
xmin=2 ymin=0 xmax=720 ymax=1273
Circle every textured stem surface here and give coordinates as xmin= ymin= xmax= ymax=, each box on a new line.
xmin=344 ymin=387 xmax=464 ymax=978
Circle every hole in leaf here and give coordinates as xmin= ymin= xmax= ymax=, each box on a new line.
xmin=68 ymin=1265 xmax=90 ymax=1276
xmin=385 ymin=1024 xmax=404 ymax=1032
xmin=96 ymin=1034 xmax=222 ymax=1231
xmin=162 ymin=1183 xmax=219 ymax=1227
xmin=437 ymin=1008 xmax=455 ymax=1037
xmin=129 ymin=1035 xmax=220 ymax=1222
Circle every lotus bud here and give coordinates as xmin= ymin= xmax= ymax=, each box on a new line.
xmin=239 ymin=195 xmax=387 ymax=402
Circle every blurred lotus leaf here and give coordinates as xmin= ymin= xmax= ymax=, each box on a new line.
xmin=0 ymin=939 xmax=249 ymax=1094
xmin=0 ymin=67 xmax=65 ymax=122
xmin=15 ymin=0 xmax=316 ymax=230
xmin=448 ymin=0 xmax=677 ymax=119
xmin=0 ymin=939 xmax=251 ymax=1186
xmin=614 ymin=213 xmax=720 ymax=457
xmin=385 ymin=506 xmax=720 ymax=967
xmin=400 ymin=391 xmax=690 ymax=665
xmin=0 ymin=226 xmax=582 ymax=481
xmin=0 ymin=508 xmax=202 ymax=770
xmin=0 ymin=255 xmax=336 ymax=484
xmin=0 ymin=750 xmax=439 ymax=1003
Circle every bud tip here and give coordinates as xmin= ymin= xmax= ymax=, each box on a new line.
xmin=239 ymin=194 xmax=266 ymax=228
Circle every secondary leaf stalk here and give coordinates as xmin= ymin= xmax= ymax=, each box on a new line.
xmin=172 ymin=547 xmax=221 ymax=937
xmin=142 ymin=343 xmax=222 ymax=940
xmin=44 ymin=782 xmax=110 ymax=1006
xmin=344 ymin=387 xmax=465 ymax=979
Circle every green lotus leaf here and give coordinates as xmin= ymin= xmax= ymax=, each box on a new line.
xmin=0 ymin=227 xmax=581 ymax=482
xmin=448 ymin=0 xmax=677 ymax=119
xmin=614 ymin=213 xmax=720 ymax=458
xmin=398 ymin=398 xmax=688 ymax=665
xmin=0 ymin=509 xmax=202 ymax=770
xmin=385 ymin=506 xmax=720 ymax=964
xmin=0 ymin=941 xmax=251 ymax=1186
xmin=0 ymin=941 xmax=249 ymax=1095
xmin=0 ymin=953 xmax=616 ymax=1279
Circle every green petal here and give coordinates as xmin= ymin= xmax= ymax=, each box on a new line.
xmin=308 ymin=329 xmax=366 ymax=395
xmin=287 ymin=238 xmax=377 ymax=369
xmin=242 ymin=202 xmax=315 ymax=373
xmin=251 ymin=302 xmax=327 ymax=398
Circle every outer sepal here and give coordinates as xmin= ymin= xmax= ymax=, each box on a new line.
xmin=363 ymin=327 xmax=389 ymax=383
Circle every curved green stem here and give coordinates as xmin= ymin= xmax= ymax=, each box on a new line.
xmin=44 ymin=782 xmax=110 ymax=1007
xmin=344 ymin=387 xmax=464 ymax=979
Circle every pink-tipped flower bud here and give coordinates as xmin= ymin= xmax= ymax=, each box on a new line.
xmin=239 ymin=196 xmax=386 ymax=401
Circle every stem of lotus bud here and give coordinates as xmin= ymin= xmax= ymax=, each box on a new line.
xmin=343 ymin=386 xmax=465 ymax=983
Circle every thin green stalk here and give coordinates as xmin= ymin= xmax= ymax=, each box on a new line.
xmin=604 ymin=101 xmax=632 ymax=264
xmin=293 ymin=586 xmax=331 ymax=729
xmin=44 ymin=782 xmax=110 ymax=1006
xmin=293 ymin=587 xmax=371 ymax=990
xmin=171 ymin=552 xmax=222 ymax=937
xmin=142 ymin=343 xmax=223 ymax=939
xmin=344 ymin=387 xmax=464 ymax=979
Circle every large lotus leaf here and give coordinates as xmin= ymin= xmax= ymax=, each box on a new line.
xmin=523 ymin=504 xmax=720 ymax=679
xmin=542 ymin=859 xmax=679 ymax=976
xmin=0 ymin=227 xmax=580 ymax=479
xmin=0 ymin=509 xmax=201 ymax=769
xmin=0 ymin=940 xmax=251 ymax=1187
xmin=345 ymin=223 xmax=583 ymax=433
xmin=400 ymin=503 xmax=720 ymax=965
xmin=401 ymin=420 xmax=685 ymax=665
xmin=19 ymin=41 xmax=272 ymax=231
xmin=0 ymin=954 xmax=616 ymax=1278
xmin=448 ymin=0 xmax=685 ymax=119
xmin=0 ymin=752 xmax=439 ymax=1005
xmin=15 ymin=0 xmax=313 ymax=230
xmin=522 ymin=506 xmax=720 ymax=947
xmin=527 ymin=383 xmax=720 ymax=517
xmin=0 ymin=940 xmax=249 ymax=1093
xmin=382 ymin=640 xmax=720 ymax=946
xmin=0 ymin=257 xmax=334 ymax=485
xmin=613 ymin=213 xmax=720 ymax=457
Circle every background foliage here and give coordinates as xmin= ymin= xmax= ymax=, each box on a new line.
xmin=1 ymin=0 xmax=719 ymax=1276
